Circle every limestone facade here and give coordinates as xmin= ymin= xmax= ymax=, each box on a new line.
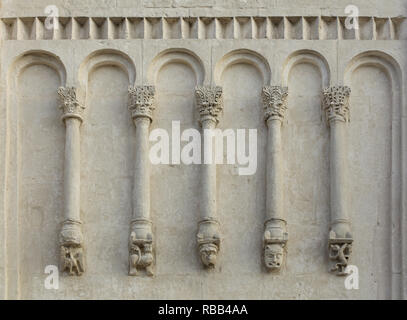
xmin=0 ymin=0 xmax=406 ymax=299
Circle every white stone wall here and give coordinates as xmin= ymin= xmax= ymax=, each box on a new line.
xmin=0 ymin=0 xmax=406 ymax=299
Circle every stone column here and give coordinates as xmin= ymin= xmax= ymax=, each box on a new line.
xmin=322 ymin=85 xmax=353 ymax=276
xmin=261 ymin=86 xmax=289 ymax=272
xmin=195 ymin=86 xmax=223 ymax=268
xmin=57 ymin=87 xmax=86 ymax=276
xmin=127 ymin=85 xmax=155 ymax=276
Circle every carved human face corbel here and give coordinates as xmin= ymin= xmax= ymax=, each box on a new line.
xmin=264 ymin=243 xmax=285 ymax=271
xmin=199 ymin=243 xmax=218 ymax=268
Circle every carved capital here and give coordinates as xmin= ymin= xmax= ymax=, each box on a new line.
xmin=195 ymin=86 xmax=223 ymax=125
xmin=197 ymin=218 xmax=220 ymax=268
xmin=129 ymin=219 xmax=154 ymax=276
xmin=128 ymin=85 xmax=156 ymax=121
xmin=322 ymin=86 xmax=351 ymax=124
xmin=263 ymin=219 xmax=288 ymax=272
xmin=328 ymin=222 xmax=353 ymax=276
xmin=59 ymin=219 xmax=85 ymax=276
xmin=58 ymin=87 xmax=85 ymax=122
xmin=262 ymin=86 xmax=288 ymax=122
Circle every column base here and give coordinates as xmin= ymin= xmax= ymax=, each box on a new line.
xmin=59 ymin=219 xmax=85 ymax=276
xmin=328 ymin=221 xmax=353 ymax=276
xmin=197 ymin=219 xmax=220 ymax=268
xmin=129 ymin=219 xmax=154 ymax=276
xmin=263 ymin=219 xmax=288 ymax=272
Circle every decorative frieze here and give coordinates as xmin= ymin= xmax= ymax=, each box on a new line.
xmin=1 ymin=16 xmax=404 ymax=41
xmin=262 ymin=86 xmax=288 ymax=122
xmin=127 ymin=85 xmax=156 ymax=276
xmin=195 ymin=86 xmax=223 ymax=124
xmin=262 ymin=86 xmax=288 ymax=272
xmin=57 ymin=86 xmax=85 ymax=276
xmin=322 ymin=86 xmax=351 ymax=124
xmin=195 ymin=86 xmax=223 ymax=268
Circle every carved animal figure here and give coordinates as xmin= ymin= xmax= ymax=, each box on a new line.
xmin=329 ymin=243 xmax=350 ymax=275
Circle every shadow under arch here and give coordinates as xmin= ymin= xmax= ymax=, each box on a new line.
xmin=344 ymin=50 xmax=403 ymax=299
xmin=147 ymin=48 xmax=205 ymax=85
xmin=214 ymin=49 xmax=271 ymax=86
xmin=282 ymin=49 xmax=330 ymax=88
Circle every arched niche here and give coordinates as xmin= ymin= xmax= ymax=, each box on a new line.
xmin=146 ymin=48 xmax=204 ymax=274
xmin=344 ymin=50 xmax=402 ymax=299
xmin=282 ymin=50 xmax=330 ymax=88
xmin=147 ymin=48 xmax=205 ymax=86
xmin=77 ymin=49 xmax=136 ymax=276
xmin=78 ymin=49 xmax=136 ymax=101
xmin=214 ymin=49 xmax=271 ymax=86
xmin=5 ymin=50 xmax=67 ymax=299
xmin=213 ymin=49 xmax=270 ymax=274
xmin=281 ymin=50 xmax=331 ymax=276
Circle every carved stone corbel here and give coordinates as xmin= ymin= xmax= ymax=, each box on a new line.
xmin=127 ymin=85 xmax=155 ymax=276
xmin=195 ymin=86 xmax=223 ymax=268
xmin=323 ymin=85 xmax=353 ymax=276
xmin=262 ymin=86 xmax=288 ymax=272
xmin=57 ymin=86 xmax=86 ymax=276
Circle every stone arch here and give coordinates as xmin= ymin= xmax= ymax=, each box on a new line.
xmin=282 ymin=49 xmax=330 ymax=88
xmin=344 ymin=50 xmax=403 ymax=299
xmin=147 ymin=48 xmax=205 ymax=85
xmin=214 ymin=49 xmax=271 ymax=85
xmin=5 ymin=50 xmax=67 ymax=299
xmin=8 ymin=50 xmax=66 ymax=88
xmin=78 ymin=49 xmax=136 ymax=92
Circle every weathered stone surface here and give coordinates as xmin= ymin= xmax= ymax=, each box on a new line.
xmin=0 ymin=0 xmax=406 ymax=300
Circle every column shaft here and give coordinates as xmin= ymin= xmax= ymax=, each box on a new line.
xmin=266 ymin=119 xmax=283 ymax=221
xmin=195 ymin=86 xmax=223 ymax=269
xmin=127 ymin=85 xmax=155 ymax=276
xmin=63 ymin=118 xmax=81 ymax=222
xmin=330 ymin=121 xmax=348 ymax=224
xmin=132 ymin=118 xmax=151 ymax=221
xmin=201 ymin=118 xmax=217 ymax=220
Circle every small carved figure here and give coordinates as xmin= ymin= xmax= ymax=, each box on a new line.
xmin=60 ymin=245 xmax=84 ymax=276
xmin=129 ymin=231 xmax=154 ymax=276
xmin=329 ymin=242 xmax=352 ymax=275
xmin=264 ymin=243 xmax=284 ymax=271
xmin=199 ymin=243 xmax=218 ymax=268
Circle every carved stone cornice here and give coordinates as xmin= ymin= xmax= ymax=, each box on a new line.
xmin=322 ymin=86 xmax=351 ymax=124
xmin=128 ymin=85 xmax=155 ymax=121
xmin=262 ymin=86 xmax=288 ymax=122
xmin=195 ymin=86 xmax=223 ymax=125
xmin=57 ymin=86 xmax=85 ymax=122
